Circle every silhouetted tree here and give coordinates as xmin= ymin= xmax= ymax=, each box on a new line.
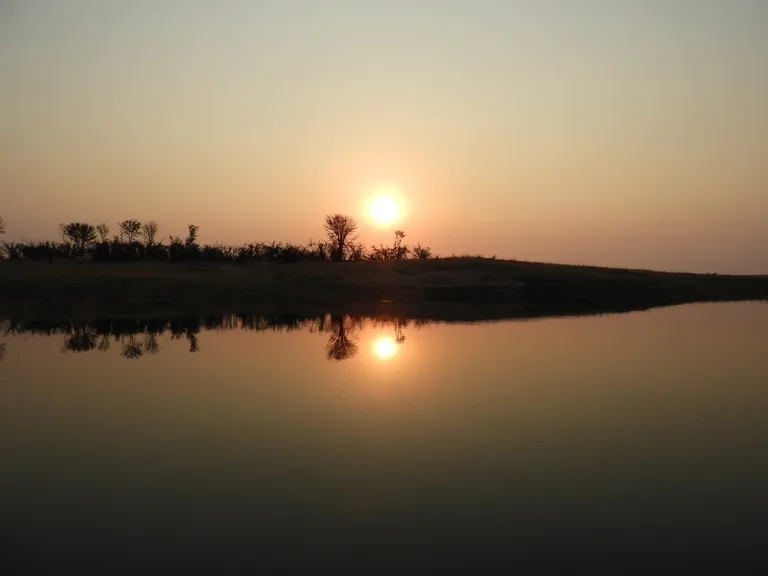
xmin=95 ymin=223 xmax=110 ymax=243
xmin=141 ymin=221 xmax=160 ymax=246
xmin=186 ymin=224 xmax=199 ymax=245
xmin=61 ymin=222 xmax=97 ymax=255
xmin=324 ymin=214 xmax=358 ymax=261
xmin=119 ymin=219 xmax=142 ymax=243
xmin=393 ymin=230 xmax=409 ymax=260
xmin=184 ymin=224 xmax=200 ymax=260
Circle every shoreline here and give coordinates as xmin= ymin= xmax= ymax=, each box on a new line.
xmin=1 ymin=258 xmax=766 ymax=321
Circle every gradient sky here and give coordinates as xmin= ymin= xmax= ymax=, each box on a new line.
xmin=1 ymin=1 xmax=766 ymax=273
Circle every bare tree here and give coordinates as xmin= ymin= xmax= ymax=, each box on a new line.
xmin=141 ymin=221 xmax=160 ymax=246
xmin=95 ymin=223 xmax=110 ymax=243
xmin=323 ymin=214 xmax=358 ymax=262
xmin=119 ymin=219 xmax=142 ymax=243
xmin=0 ymin=216 xmax=5 ymax=236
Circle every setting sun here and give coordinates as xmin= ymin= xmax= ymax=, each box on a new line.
xmin=370 ymin=196 xmax=398 ymax=225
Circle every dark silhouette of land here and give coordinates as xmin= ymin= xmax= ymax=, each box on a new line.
xmin=1 ymin=257 xmax=766 ymax=321
xmin=4 ymin=214 xmax=763 ymax=321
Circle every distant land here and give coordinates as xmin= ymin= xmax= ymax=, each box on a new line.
xmin=1 ymin=258 xmax=766 ymax=321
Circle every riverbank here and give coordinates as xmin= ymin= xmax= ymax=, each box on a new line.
xmin=1 ymin=258 xmax=766 ymax=321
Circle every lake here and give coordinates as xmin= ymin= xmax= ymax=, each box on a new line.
xmin=1 ymin=302 xmax=767 ymax=573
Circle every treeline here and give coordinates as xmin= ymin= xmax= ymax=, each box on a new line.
xmin=0 ymin=215 xmax=434 ymax=263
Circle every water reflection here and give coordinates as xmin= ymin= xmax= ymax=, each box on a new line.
xmin=2 ymin=303 xmax=768 ymax=572
xmin=0 ymin=319 xmax=8 ymax=364
xmin=373 ymin=336 xmax=397 ymax=360
xmin=1 ymin=314 xmax=419 ymax=363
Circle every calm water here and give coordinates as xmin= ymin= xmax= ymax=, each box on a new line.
xmin=1 ymin=302 xmax=767 ymax=573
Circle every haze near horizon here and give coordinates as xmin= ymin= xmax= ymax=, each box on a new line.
xmin=1 ymin=1 xmax=766 ymax=273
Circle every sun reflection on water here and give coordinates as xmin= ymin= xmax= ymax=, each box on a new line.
xmin=372 ymin=336 xmax=397 ymax=360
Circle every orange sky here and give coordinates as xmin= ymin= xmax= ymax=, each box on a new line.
xmin=1 ymin=1 xmax=766 ymax=273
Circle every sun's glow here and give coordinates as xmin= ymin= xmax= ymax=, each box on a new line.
xmin=370 ymin=196 xmax=398 ymax=225
xmin=372 ymin=336 xmax=397 ymax=360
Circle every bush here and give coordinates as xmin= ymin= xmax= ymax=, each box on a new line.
xmin=93 ymin=242 xmax=111 ymax=262
xmin=412 ymin=244 xmax=433 ymax=259
xmin=22 ymin=241 xmax=56 ymax=261
xmin=2 ymin=241 xmax=22 ymax=260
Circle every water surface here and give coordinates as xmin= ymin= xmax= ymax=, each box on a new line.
xmin=1 ymin=302 xmax=767 ymax=572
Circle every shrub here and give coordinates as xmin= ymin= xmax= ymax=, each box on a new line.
xmin=412 ymin=244 xmax=433 ymax=259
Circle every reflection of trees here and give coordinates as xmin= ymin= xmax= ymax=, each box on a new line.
xmin=121 ymin=335 xmax=143 ymax=359
xmin=144 ymin=333 xmax=160 ymax=355
xmin=188 ymin=334 xmax=199 ymax=353
xmin=62 ymin=328 xmax=98 ymax=353
xmin=3 ymin=313 xmax=417 ymax=362
xmin=325 ymin=315 xmax=359 ymax=361
xmin=170 ymin=330 xmax=199 ymax=353
xmin=170 ymin=318 xmax=199 ymax=353
xmin=0 ymin=320 xmax=7 ymax=363
xmin=394 ymin=319 xmax=406 ymax=344
xmin=98 ymin=335 xmax=111 ymax=353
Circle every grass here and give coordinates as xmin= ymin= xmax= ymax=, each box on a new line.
xmin=0 ymin=257 xmax=766 ymax=321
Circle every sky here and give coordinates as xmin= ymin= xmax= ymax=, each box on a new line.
xmin=1 ymin=0 xmax=766 ymax=273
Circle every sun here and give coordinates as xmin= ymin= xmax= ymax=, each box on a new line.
xmin=372 ymin=336 xmax=397 ymax=360
xmin=370 ymin=196 xmax=398 ymax=225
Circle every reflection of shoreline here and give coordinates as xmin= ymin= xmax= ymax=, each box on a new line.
xmin=1 ymin=314 xmax=415 ymax=362
xmin=0 ymin=319 xmax=7 ymax=363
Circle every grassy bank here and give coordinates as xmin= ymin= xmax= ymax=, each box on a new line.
xmin=1 ymin=258 xmax=766 ymax=321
